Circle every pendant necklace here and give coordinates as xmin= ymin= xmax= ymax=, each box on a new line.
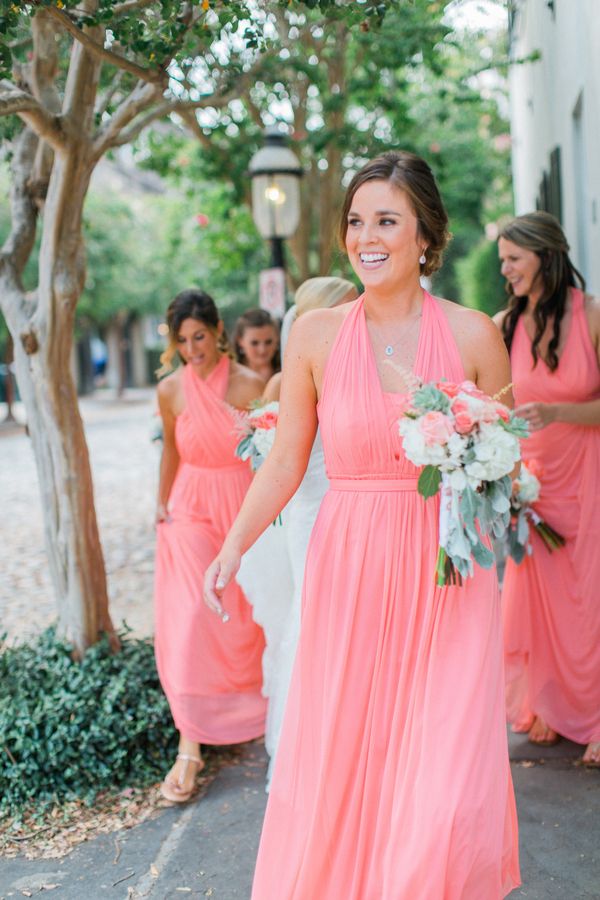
xmin=372 ymin=312 xmax=422 ymax=359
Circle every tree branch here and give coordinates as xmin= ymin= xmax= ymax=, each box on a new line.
xmin=95 ymin=69 xmax=125 ymax=118
xmin=112 ymin=0 xmax=156 ymax=15
xmin=43 ymin=6 xmax=165 ymax=85
xmin=240 ymin=85 xmax=265 ymax=129
xmin=0 ymin=128 xmax=39 ymax=332
xmin=92 ymin=80 xmax=160 ymax=157
xmin=0 ymin=84 xmax=67 ymax=151
xmin=107 ymin=100 xmax=175 ymax=148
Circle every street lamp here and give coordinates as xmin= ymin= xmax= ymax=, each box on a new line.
xmin=249 ymin=129 xmax=302 ymax=271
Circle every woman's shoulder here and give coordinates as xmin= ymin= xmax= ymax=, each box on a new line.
xmin=287 ymin=302 xmax=354 ymax=348
xmin=285 ymin=303 xmax=355 ymax=373
xmin=157 ymin=367 xmax=182 ymax=398
xmin=435 ymin=296 xmax=503 ymax=340
xmin=229 ymin=359 xmax=264 ymax=388
xmin=228 ymin=359 xmax=265 ymax=407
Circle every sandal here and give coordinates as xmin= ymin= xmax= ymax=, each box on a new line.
xmin=160 ymin=753 xmax=205 ymax=803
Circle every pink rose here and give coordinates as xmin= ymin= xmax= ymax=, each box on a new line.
xmin=418 ymin=411 xmax=454 ymax=446
xmin=481 ymin=404 xmax=500 ymax=424
xmin=526 ymin=458 xmax=544 ymax=479
xmin=195 ymin=213 xmax=210 ymax=227
xmin=436 ymin=380 xmax=460 ymax=398
xmin=458 ymin=380 xmax=487 ymax=400
xmin=451 ymin=399 xmax=477 ymax=433
xmin=454 ymin=411 xmax=477 ymax=434
xmin=251 ymin=411 xmax=278 ymax=430
xmin=494 ymin=402 xmax=510 ymax=422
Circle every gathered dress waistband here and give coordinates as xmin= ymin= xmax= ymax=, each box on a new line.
xmin=329 ymin=477 xmax=419 ymax=492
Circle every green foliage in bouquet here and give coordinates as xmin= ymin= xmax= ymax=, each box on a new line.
xmin=0 ymin=628 xmax=176 ymax=818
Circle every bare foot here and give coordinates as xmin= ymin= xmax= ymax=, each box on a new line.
xmin=528 ymin=716 xmax=560 ymax=746
xmin=582 ymin=741 xmax=600 ymax=767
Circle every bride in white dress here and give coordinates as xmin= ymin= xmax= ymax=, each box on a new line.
xmin=236 ymin=277 xmax=358 ymax=786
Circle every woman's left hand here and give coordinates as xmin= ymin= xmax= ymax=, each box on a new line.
xmin=515 ymin=401 xmax=558 ymax=431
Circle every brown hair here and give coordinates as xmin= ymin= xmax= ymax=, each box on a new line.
xmin=157 ymin=288 xmax=231 ymax=377
xmin=232 ymin=307 xmax=281 ymax=372
xmin=338 ymin=150 xmax=450 ymax=276
xmin=499 ymin=212 xmax=585 ymax=370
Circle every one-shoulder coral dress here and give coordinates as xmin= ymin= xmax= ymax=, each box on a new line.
xmin=154 ymin=357 xmax=266 ymax=745
xmin=502 ymin=288 xmax=600 ymax=745
xmin=251 ymin=293 xmax=520 ymax=899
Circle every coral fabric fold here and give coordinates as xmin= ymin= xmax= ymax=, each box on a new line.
xmin=251 ymin=293 xmax=520 ymax=899
xmin=154 ymin=356 xmax=266 ymax=744
xmin=503 ymin=288 xmax=600 ymax=744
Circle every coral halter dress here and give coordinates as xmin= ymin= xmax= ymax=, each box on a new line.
xmin=154 ymin=356 xmax=266 ymax=745
xmin=251 ymin=293 xmax=520 ymax=899
xmin=503 ymin=288 xmax=600 ymax=745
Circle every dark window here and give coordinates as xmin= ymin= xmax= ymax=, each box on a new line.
xmin=536 ymin=146 xmax=563 ymax=223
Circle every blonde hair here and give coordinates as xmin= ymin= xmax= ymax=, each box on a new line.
xmin=294 ymin=277 xmax=358 ymax=316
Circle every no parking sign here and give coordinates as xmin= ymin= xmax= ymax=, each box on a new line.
xmin=259 ymin=268 xmax=286 ymax=319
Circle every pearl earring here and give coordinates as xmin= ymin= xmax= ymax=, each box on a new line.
xmin=419 ymin=252 xmax=427 ymax=265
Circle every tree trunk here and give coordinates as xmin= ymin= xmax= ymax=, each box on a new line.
xmin=0 ymin=8 xmax=118 ymax=657
xmin=12 ymin=330 xmax=116 ymax=656
xmin=3 ymin=335 xmax=16 ymax=422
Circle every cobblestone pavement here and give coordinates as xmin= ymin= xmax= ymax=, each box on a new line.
xmin=0 ymin=390 xmax=159 ymax=644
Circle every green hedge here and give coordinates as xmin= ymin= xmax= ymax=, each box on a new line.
xmin=0 ymin=628 xmax=176 ymax=817
xmin=455 ymin=238 xmax=508 ymax=318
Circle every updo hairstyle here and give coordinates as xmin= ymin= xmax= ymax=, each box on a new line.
xmin=338 ymin=150 xmax=450 ymax=277
xmin=157 ymin=288 xmax=231 ymax=377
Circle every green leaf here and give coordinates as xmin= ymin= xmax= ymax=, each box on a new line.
xmin=418 ymin=465 xmax=441 ymax=498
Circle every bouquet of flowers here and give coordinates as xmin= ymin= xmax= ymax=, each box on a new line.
xmin=234 ymin=401 xmax=279 ymax=471
xmin=501 ymin=460 xmax=565 ymax=564
xmin=397 ymin=377 xmax=528 ymax=586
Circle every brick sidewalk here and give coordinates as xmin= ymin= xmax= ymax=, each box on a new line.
xmin=0 ymin=390 xmax=158 ymax=644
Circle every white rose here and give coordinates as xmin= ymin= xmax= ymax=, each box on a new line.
xmin=516 ymin=465 xmax=540 ymax=503
xmin=449 ymin=468 xmax=467 ymax=491
xmin=253 ymin=428 xmax=276 ymax=458
xmin=401 ymin=424 xmax=447 ymax=466
xmin=468 ymin=422 xmax=520 ymax=481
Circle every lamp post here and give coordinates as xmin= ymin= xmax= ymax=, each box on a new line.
xmin=249 ymin=129 xmax=302 ymax=316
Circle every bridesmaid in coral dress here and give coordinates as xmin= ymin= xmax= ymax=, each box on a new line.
xmin=154 ymin=289 xmax=267 ymax=802
xmin=206 ymin=152 xmax=520 ymax=897
xmin=496 ymin=212 xmax=600 ymax=766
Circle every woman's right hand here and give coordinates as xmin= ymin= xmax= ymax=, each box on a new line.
xmin=155 ymin=502 xmax=172 ymax=525
xmin=204 ymin=547 xmax=242 ymax=621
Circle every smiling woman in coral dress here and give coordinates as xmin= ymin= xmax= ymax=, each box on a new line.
xmin=154 ymin=289 xmax=267 ymax=802
xmin=495 ymin=212 xmax=600 ymax=766
xmin=205 ymin=152 xmax=520 ymax=898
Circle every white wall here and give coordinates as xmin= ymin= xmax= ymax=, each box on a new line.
xmin=508 ymin=0 xmax=600 ymax=292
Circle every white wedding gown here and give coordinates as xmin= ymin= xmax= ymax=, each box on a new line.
xmin=237 ymin=429 xmax=329 ymax=787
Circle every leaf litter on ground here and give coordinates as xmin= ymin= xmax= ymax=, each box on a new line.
xmin=0 ymin=745 xmax=242 ymax=860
